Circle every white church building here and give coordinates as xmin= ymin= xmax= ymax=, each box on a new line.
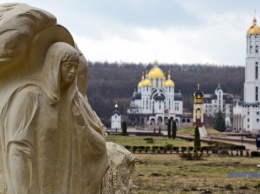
xmin=111 ymin=102 xmax=121 ymax=130
xmin=203 ymin=84 xmax=234 ymax=127
xmin=127 ymin=60 xmax=183 ymax=126
xmin=233 ymin=17 xmax=260 ymax=132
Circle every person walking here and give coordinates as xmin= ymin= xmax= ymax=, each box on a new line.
xmin=256 ymin=134 xmax=260 ymax=150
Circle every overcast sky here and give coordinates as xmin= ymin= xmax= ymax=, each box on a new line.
xmin=1 ymin=0 xmax=260 ymax=66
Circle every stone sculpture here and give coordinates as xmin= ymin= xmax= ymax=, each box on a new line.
xmin=0 ymin=3 xmax=109 ymax=194
xmin=101 ymin=143 xmax=135 ymax=194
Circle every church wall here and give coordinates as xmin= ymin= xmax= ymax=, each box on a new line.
xmin=111 ymin=114 xmax=121 ymax=129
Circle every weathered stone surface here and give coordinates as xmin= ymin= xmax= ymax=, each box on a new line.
xmin=0 ymin=3 xmax=108 ymax=194
xmin=101 ymin=142 xmax=135 ymax=194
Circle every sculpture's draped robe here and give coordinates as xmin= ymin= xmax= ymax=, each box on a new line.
xmin=0 ymin=42 xmax=108 ymax=194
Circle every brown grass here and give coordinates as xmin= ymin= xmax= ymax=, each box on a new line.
xmin=132 ymin=154 xmax=260 ymax=194
xmin=106 ymin=135 xmax=208 ymax=147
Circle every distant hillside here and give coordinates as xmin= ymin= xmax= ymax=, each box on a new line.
xmin=87 ymin=62 xmax=244 ymax=126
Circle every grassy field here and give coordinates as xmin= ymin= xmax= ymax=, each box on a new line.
xmin=106 ymin=134 xmax=260 ymax=193
xmin=132 ymin=154 xmax=260 ymax=194
xmin=178 ymin=127 xmax=220 ymax=135
xmin=106 ymin=135 xmax=209 ymax=147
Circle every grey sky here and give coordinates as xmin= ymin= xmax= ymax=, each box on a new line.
xmin=1 ymin=0 xmax=260 ymax=65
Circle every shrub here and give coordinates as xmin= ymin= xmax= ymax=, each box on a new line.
xmin=124 ymin=145 xmax=131 ymax=151
xmin=240 ymin=150 xmax=243 ymax=156
xmin=188 ymin=146 xmax=193 ymax=152
xmin=138 ymin=146 xmax=145 ymax=153
xmin=251 ymin=151 xmax=260 ymax=157
xmin=230 ymin=145 xmax=246 ymax=150
xmin=132 ymin=146 xmax=138 ymax=153
xmin=173 ymin=146 xmax=179 ymax=153
xmin=166 ymin=144 xmax=173 ymax=153
xmin=152 ymin=146 xmax=158 ymax=153
xmin=218 ymin=149 xmax=229 ymax=156
xmin=246 ymin=150 xmax=250 ymax=157
xmin=181 ymin=147 xmax=187 ymax=153
xmin=163 ymin=146 xmax=168 ymax=153
xmin=179 ymin=152 xmax=205 ymax=160
xmin=144 ymin=138 xmax=154 ymax=144
xmin=144 ymin=146 xmax=150 ymax=153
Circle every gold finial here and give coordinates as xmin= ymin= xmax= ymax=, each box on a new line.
xmin=142 ymin=72 xmax=144 ymax=80
xmin=168 ymin=69 xmax=171 ymax=79
xmin=115 ymin=101 xmax=118 ymax=108
xmin=197 ymin=84 xmax=200 ymax=90
xmin=253 ymin=10 xmax=257 ymax=25
xmin=154 ymin=59 xmax=158 ymax=66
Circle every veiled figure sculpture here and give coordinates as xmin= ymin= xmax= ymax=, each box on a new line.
xmin=0 ymin=3 xmax=108 ymax=194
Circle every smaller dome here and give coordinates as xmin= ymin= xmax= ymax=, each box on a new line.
xmin=163 ymin=70 xmax=175 ymax=87
xmin=174 ymin=93 xmax=182 ymax=101
xmin=137 ymin=73 xmax=145 ymax=88
xmin=216 ymin=83 xmax=222 ymax=91
xmin=193 ymin=84 xmax=204 ymax=104
xmin=142 ymin=78 xmax=152 ymax=86
xmin=138 ymin=81 xmax=143 ymax=88
xmin=164 ymin=79 xmax=175 ymax=87
xmin=112 ymin=109 xmax=120 ymax=116
xmin=247 ymin=17 xmax=260 ymax=35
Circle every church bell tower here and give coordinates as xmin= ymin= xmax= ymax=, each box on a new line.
xmin=193 ymin=84 xmax=204 ymax=127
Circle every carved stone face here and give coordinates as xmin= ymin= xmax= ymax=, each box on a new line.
xmin=61 ymin=61 xmax=78 ymax=84
xmin=0 ymin=30 xmax=28 ymax=74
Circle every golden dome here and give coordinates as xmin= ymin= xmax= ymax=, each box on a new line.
xmin=193 ymin=84 xmax=204 ymax=104
xmin=138 ymin=81 xmax=143 ymax=88
xmin=137 ymin=72 xmax=145 ymax=88
xmin=142 ymin=78 xmax=152 ymax=86
xmin=164 ymin=79 xmax=175 ymax=87
xmin=247 ymin=17 xmax=260 ymax=35
xmin=148 ymin=66 xmax=164 ymax=79
xmin=163 ymin=69 xmax=175 ymax=87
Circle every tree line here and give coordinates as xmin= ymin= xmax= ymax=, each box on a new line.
xmin=87 ymin=61 xmax=244 ymax=126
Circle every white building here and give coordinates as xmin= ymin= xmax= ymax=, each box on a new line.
xmin=127 ymin=60 xmax=183 ymax=126
xmin=111 ymin=102 xmax=121 ymax=130
xmin=233 ymin=17 xmax=260 ymax=132
xmin=203 ymin=84 xmax=234 ymax=126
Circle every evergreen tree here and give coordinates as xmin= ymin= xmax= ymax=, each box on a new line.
xmin=172 ymin=120 xmax=177 ymax=139
xmin=194 ymin=125 xmax=201 ymax=150
xmin=121 ymin=121 xmax=128 ymax=136
xmin=213 ymin=111 xmax=226 ymax=132
xmin=167 ymin=120 xmax=172 ymax=138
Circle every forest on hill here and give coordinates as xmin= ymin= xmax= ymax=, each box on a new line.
xmin=86 ymin=61 xmax=244 ymax=126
